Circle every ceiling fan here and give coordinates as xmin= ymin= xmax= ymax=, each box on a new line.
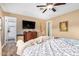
xmin=36 ymin=3 xmax=66 ymax=13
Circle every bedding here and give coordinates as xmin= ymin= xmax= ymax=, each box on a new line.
xmin=16 ymin=39 xmax=37 ymax=55
xmin=17 ymin=36 xmax=79 ymax=56
xmin=16 ymin=36 xmax=51 ymax=55
xmin=60 ymin=38 xmax=79 ymax=46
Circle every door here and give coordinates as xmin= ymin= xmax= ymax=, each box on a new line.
xmin=5 ymin=16 xmax=16 ymax=43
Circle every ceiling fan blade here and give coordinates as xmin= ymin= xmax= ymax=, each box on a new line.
xmin=43 ymin=9 xmax=47 ymax=13
xmin=37 ymin=5 xmax=46 ymax=7
xmin=54 ymin=3 xmax=66 ymax=6
xmin=52 ymin=8 xmax=56 ymax=12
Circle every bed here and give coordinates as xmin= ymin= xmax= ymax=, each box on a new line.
xmin=16 ymin=36 xmax=79 ymax=56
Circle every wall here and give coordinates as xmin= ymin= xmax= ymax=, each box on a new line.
xmin=0 ymin=10 xmax=1 ymax=50
xmin=2 ymin=11 xmax=46 ymax=37
xmin=0 ymin=7 xmax=3 ymax=56
xmin=49 ymin=10 xmax=79 ymax=39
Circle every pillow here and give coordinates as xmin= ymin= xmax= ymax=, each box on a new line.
xmin=16 ymin=40 xmax=25 ymax=55
xmin=24 ymin=39 xmax=37 ymax=47
xmin=16 ymin=40 xmax=24 ymax=47
xmin=42 ymin=36 xmax=50 ymax=41
xmin=34 ymin=36 xmax=43 ymax=44
xmin=34 ymin=36 xmax=50 ymax=44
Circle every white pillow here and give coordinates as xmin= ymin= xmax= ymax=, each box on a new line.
xmin=24 ymin=39 xmax=37 ymax=47
xmin=34 ymin=36 xmax=43 ymax=44
xmin=34 ymin=36 xmax=50 ymax=44
xmin=16 ymin=40 xmax=25 ymax=55
xmin=41 ymin=36 xmax=50 ymax=41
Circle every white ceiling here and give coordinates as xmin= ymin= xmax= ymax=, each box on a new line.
xmin=0 ymin=3 xmax=79 ymax=20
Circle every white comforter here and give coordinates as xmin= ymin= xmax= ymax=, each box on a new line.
xmin=22 ymin=38 xmax=79 ymax=56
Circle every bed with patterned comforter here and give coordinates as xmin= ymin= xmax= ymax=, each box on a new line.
xmin=19 ymin=36 xmax=79 ymax=56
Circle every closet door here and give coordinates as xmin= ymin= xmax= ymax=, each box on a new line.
xmin=5 ymin=16 xmax=17 ymax=43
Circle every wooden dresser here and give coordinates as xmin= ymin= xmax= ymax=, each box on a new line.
xmin=24 ymin=31 xmax=37 ymax=42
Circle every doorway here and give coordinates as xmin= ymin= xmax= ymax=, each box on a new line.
xmin=46 ymin=21 xmax=53 ymax=36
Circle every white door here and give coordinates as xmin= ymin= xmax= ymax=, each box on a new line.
xmin=5 ymin=16 xmax=16 ymax=43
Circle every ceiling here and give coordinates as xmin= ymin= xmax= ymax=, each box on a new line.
xmin=0 ymin=3 xmax=79 ymax=20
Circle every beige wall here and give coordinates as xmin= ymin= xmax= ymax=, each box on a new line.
xmin=49 ymin=10 xmax=79 ymax=39
xmin=0 ymin=31 xmax=1 ymax=56
xmin=0 ymin=8 xmax=3 ymax=56
xmin=2 ymin=11 xmax=46 ymax=36
xmin=0 ymin=30 xmax=1 ymax=56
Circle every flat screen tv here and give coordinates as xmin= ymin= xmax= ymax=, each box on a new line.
xmin=22 ymin=20 xmax=35 ymax=29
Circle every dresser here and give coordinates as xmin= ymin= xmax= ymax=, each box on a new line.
xmin=24 ymin=31 xmax=37 ymax=42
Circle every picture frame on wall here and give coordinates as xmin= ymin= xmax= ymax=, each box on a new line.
xmin=59 ymin=21 xmax=68 ymax=32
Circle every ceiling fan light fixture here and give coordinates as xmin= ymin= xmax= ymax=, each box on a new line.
xmin=46 ymin=5 xmax=53 ymax=9
xmin=36 ymin=3 xmax=66 ymax=13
